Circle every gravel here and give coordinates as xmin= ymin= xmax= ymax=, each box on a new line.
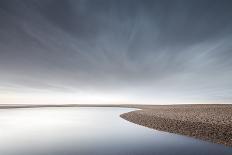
xmin=121 ymin=104 xmax=232 ymax=146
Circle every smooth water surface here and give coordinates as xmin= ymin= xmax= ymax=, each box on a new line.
xmin=0 ymin=107 xmax=231 ymax=155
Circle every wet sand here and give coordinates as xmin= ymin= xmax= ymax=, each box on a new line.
xmin=120 ymin=104 xmax=232 ymax=146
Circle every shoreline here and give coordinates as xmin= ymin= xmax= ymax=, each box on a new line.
xmin=120 ymin=105 xmax=232 ymax=147
xmin=0 ymin=104 xmax=124 ymax=109
xmin=1 ymin=104 xmax=231 ymax=146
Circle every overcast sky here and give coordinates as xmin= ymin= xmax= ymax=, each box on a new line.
xmin=0 ymin=0 xmax=232 ymax=104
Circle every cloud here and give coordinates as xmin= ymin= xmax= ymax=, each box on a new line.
xmin=0 ymin=0 xmax=232 ymax=104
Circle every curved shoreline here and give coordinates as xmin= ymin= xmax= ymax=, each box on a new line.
xmin=120 ymin=105 xmax=232 ymax=147
xmin=1 ymin=104 xmax=231 ymax=146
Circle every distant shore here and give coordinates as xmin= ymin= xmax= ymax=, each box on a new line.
xmin=0 ymin=104 xmax=122 ymax=109
xmin=120 ymin=104 xmax=232 ymax=147
xmin=1 ymin=104 xmax=231 ymax=146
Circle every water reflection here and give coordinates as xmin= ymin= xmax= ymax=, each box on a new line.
xmin=0 ymin=107 xmax=231 ymax=155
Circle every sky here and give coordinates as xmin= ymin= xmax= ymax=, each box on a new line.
xmin=0 ymin=0 xmax=232 ymax=105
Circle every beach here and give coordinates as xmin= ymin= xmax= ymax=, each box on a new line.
xmin=0 ymin=104 xmax=231 ymax=146
xmin=120 ymin=104 xmax=232 ymax=146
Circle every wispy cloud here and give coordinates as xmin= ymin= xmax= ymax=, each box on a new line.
xmin=0 ymin=0 xmax=232 ymax=104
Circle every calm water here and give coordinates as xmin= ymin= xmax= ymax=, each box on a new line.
xmin=0 ymin=107 xmax=231 ymax=155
